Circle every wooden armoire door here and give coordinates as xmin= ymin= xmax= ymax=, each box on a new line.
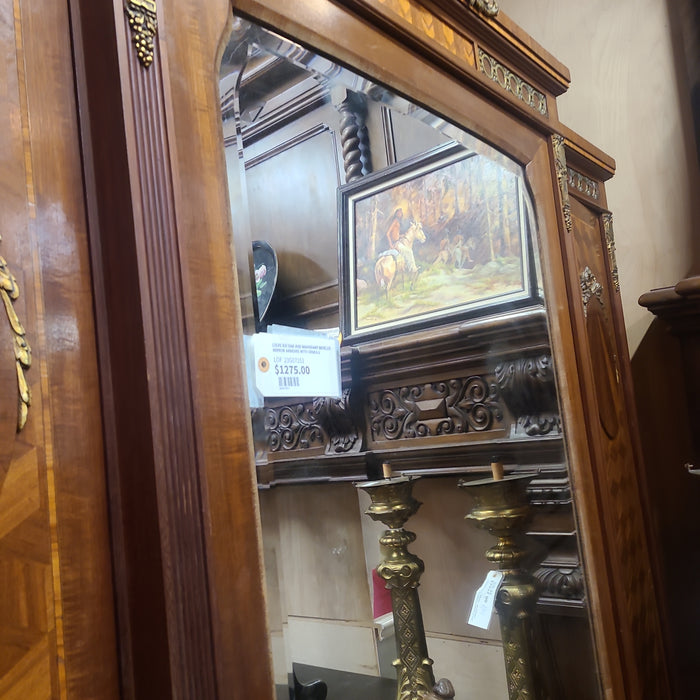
xmin=0 ymin=0 xmax=120 ymax=697
xmin=7 ymin=0 xmax=667 ymax=699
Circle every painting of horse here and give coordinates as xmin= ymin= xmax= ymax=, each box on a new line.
xmin=339 ymin=142 xmax=533 ymax=342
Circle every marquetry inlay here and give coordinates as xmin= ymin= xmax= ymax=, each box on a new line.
xmin=375 ymin=0 xmax=476 ymax=67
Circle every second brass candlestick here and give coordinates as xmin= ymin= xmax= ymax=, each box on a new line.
xmin=459 ymin=472 xmax=547 ymax=700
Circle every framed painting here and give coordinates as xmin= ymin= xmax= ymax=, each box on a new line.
xmin=338 ymin=142 xmax=537 ymax=344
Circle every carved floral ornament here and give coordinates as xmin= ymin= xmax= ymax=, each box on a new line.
xmin=125 ymin=0 xmax=158 ymax=68
xmin=0 ymin=236 xmax=31 ymax=431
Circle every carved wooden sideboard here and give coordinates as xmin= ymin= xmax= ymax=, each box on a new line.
xmin=0 ymin=0 xmax=670 ymax=698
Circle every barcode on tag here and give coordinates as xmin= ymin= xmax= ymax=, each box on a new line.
xmin=467 ymin=570 xmax=504 ymax=630
xmin=278 ymin=376 xmax=300 ymax=389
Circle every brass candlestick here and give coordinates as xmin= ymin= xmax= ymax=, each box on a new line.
xmin=358 ymin=474 xmax=438 ymax=700
xmin=459 ymin=469 xmax=547 ymax=700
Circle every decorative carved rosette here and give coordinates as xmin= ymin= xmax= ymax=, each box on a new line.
xmin=494 ymin=355 xmax=560 ymax=437
xmin=0 ymin=244 xmax=31 ymax=431
xmin=369 ymin=375 xmax=502 ymax=442
xmin=263 ymin=389 xmax=360 ymax=454
xmin=125 ymin=0 xmax=158 ymax=68
xmin=552 ymin=134 xmax=572 ymax=233
xmin=602 ymin=213 xmax=620 ymax=292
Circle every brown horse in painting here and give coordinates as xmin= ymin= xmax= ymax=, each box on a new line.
xmin=373 ymin=220 xmax=425 ymax=299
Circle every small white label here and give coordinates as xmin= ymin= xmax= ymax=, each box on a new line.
xmin=467 ymin=570 xmax=504 ymax=630
xmin=252 ymin=332 xmax=341 ymax=398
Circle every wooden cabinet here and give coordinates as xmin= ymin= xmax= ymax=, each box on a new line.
xmin=1 ymin=0 xmax=671 ymax=698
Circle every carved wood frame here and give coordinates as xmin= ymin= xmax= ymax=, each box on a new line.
xmin=69 ymin=0 xmax=669 ymax=698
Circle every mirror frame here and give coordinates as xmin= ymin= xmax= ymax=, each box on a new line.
xmin=70 ymin=0 xmax=669 ymax=698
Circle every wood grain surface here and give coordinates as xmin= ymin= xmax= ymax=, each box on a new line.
xmin=0 ymin=0 xmax=120 ymax=697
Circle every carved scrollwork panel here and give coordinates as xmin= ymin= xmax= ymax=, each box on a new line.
xmin=263 ymin=389 xmax=361 ymax=455
xmin=368 ymin=375 xmax=503 ymax=442
xmin=494 ymin=355 xmax=560 ymax=437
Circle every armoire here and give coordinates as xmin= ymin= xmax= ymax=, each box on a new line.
xmin=0 ymin=1 xmax=673 ymax=699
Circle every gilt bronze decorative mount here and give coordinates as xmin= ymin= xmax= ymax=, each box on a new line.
xmin=0 ymin=236 xmax=31 ymax=432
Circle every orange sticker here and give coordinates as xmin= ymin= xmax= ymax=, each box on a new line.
xmin=258 ymin=357 xmax=270 ymax=373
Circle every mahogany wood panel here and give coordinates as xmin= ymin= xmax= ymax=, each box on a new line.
xmin=0 ymin=0 xmax=120 ymax=698
xmin=561 ymin=193 xmax=670 ymax=699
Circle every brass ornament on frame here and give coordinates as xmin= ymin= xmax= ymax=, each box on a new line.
xmin=567 ymin=167 xmax=600 ymax=201
xmin=478 ymin=49 xmax=548 ymax=116
xmin=0 ymin=237 xmax=31 ymax=431
xmin=580 ymin=265 xmax=604 ymax=318
xmin=125 ymin=0 xmax=158 ymax=68
xmin=602 ymin=213 xmax=620 ymax=292
xmin=460 ymin=0 xmax=499 ymax=18
xmin=552 ymin=134 xmax=572 ymax=234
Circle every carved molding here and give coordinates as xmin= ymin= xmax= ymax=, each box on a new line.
xmin=534 ymin=564 xmax=585 ymax=601
xmin=263 ymin=390 xmax=361 ymax=455
xmin=602 ymin=213 xmax=620 ymax=292
xmin=125 ymin=0 xmax=158 ymax=68
xmin=368 ymin=376 xmax=503 ymax=441
xmin=478 ymin=48 xmax=548 ymax=116
xmin=0 ymin=241 xmax=31 ymax=431
xmin=527 ymin=476 xmax=571 ymax=505
xmin=567 ymin=167 xmax=600 ymax=201
xmin=552 ymin=135 xmax=572 ymax=233
xmin=580 ymin=266 xmax=604 ymax=318
xmin=494 ymin=355 xmax=560 ymax=437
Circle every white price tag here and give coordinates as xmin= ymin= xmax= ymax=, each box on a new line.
xmin=467 ymin=570 xmax=504 ymax=630
xmin=252 ymin=332 xmax=341 ymax=398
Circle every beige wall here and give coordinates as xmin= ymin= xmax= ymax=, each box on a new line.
xmin=499 ymin=0 xmax=700 ymax=353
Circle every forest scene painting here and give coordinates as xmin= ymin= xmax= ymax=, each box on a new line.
xmin=341 ymin=145 xmax=530 ymax=340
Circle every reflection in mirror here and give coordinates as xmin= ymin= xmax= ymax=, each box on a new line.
xmin=221 ymin=14 xmax=600 ymax=700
